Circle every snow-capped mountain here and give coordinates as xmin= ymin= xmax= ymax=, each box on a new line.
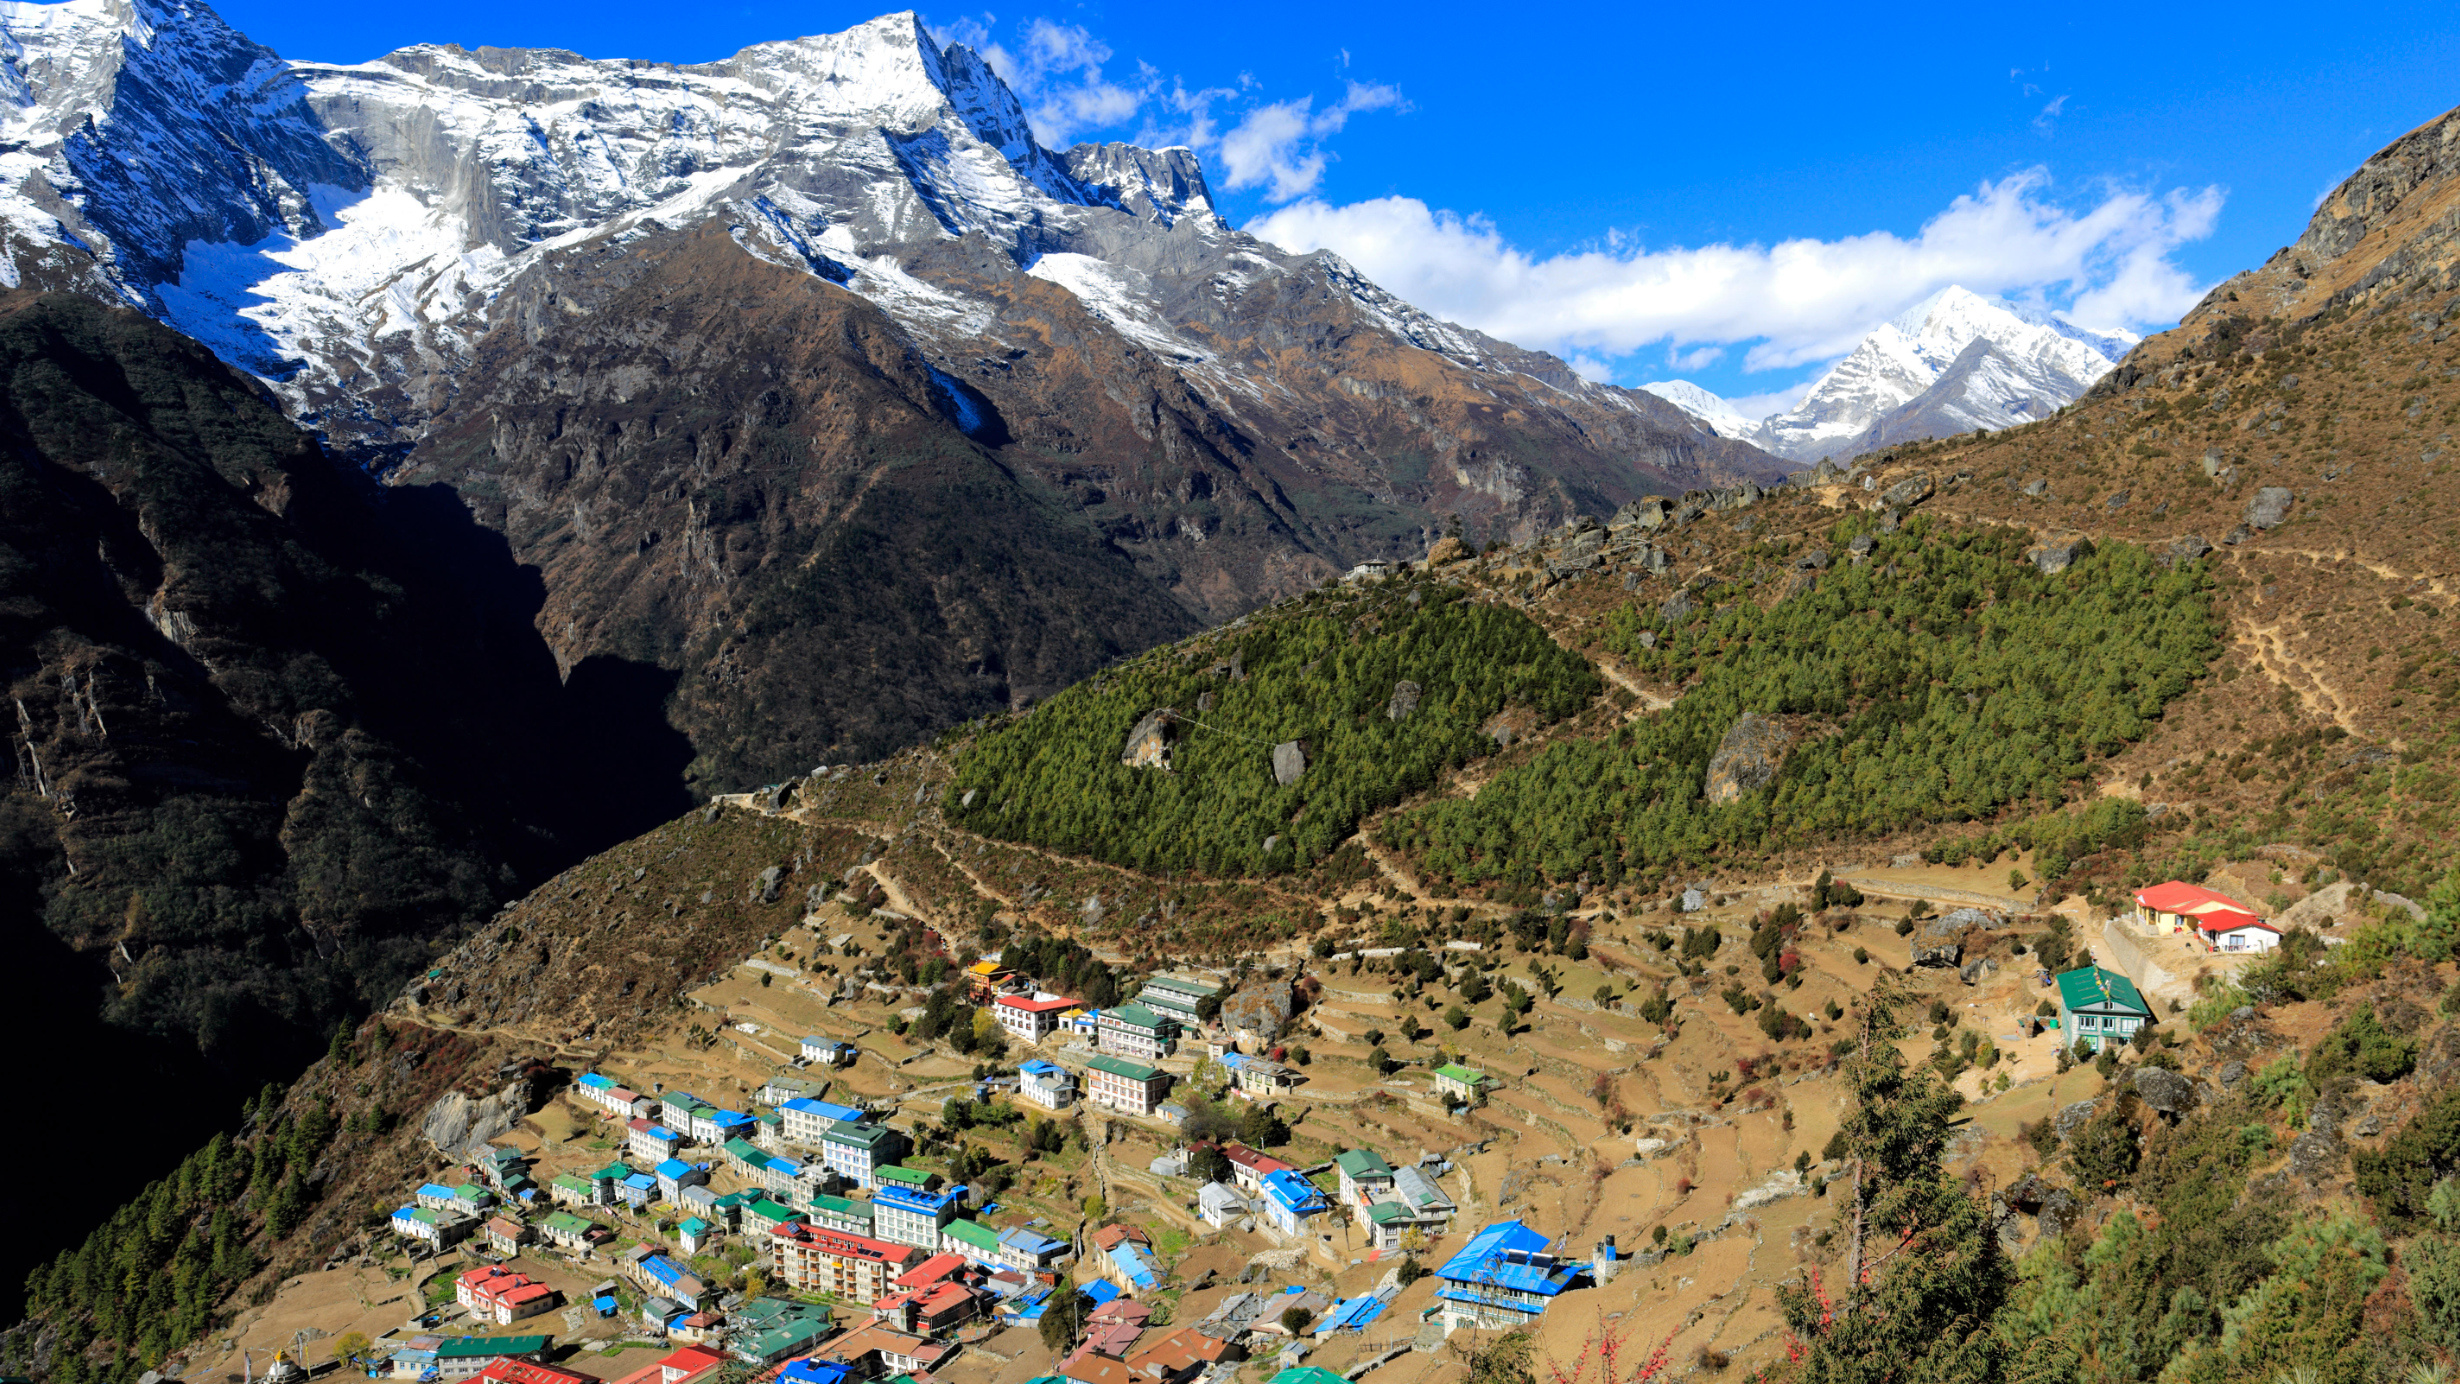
xmin=1636 ymin=379 xmax=1766 ymax=440
xmin=1641 ymin=288 xmax=2137 ymax=464
xmin=0 ymin=0 xmax=1775 ymax=498
xmin=1757 ymin=287 xmax=2137 ymax=462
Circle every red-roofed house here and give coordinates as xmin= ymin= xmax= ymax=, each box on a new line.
xmin=994 ymin=994 xmax=1081 ymax=1043
xmin=474 ymin=1361 xmax=593 ymax=1384
xmin=893 ymin=1253 xmax=970 ymax=1290
xmin=658 ymin=1346 xmax=729 ymax=1384
xmin=871 ymin=1279 xmax=984 ymax=1334
xmin=454 ymin=1265 xmax=560 ymax=1325
xmin=2135 ymin=881 xmax=2279 ymax=953
xmin=1216 ymin=1143 xmax=1297 ymax=1194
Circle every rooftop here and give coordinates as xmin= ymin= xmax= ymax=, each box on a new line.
xmin=2055 ymin=965 xmax=2152 ymax=1016
xmin=1084 ymin=1054 xmax=1162 ymax=1081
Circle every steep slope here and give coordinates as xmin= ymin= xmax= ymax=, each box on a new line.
xmin=0 ymin=289 xmax=702 ymax=1296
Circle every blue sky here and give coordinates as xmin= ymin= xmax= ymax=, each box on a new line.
xmin=217 ymin=0 xmax=2460 ymax=412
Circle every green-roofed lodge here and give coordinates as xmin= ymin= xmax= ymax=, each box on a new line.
xmin=2055 ymin=965 xmax=2153 ymax=1052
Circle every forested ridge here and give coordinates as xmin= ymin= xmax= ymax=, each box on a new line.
xmin=948 ymin=578 xmax=1598 ymax=876
xmin=1379 ymin=518 xmax=2219 ymax=890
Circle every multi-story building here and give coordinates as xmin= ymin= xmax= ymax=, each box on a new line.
xmin=455 ymin=1266 xmax=559 ymax=1326
xmin=629 ymin=1119 xmax=687 ymax=1163
xmin=1095 ymin=1003 xmax=1177 ymax=1061
xmin=769 ymin=1222 xmax=921 ymax=1302
xmin=1334 ymin=1149 xmax=1396 ymax=1211
xmin=1084 ymin=1055 xmax=1172 ymax=1116
xmin=819 ymin=1120 xmax=909 ymax=1190
xmin=872 ymin=1180 xmax=967 ymax=1249
xmin=993 ymin=994 xmax=1080 ymax=1043
xmin=1433 ymin=1220 xmax=1581 ymax=1334
xmin=1132 ymin=976 xmax=1220 ymax=1028
xmin=1017 ymin=1059 xmax=1076 ymax=1110
xmin=779 ymin=1098 xmax=870 ymax=1147
xmin=1258 ymin=1170 xmax=1327 ymax=1238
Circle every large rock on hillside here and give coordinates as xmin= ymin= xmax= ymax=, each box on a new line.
xmin=1880 ymin=473 xmax=1934 ymax=509
xmin=1387 ymin=681 xmax=1423 ymax=720
xmin=1123 ymin=709 xmax=1177 ymax=770
xmin=2131 ymin=1066 xmax=2198 ymax=1116
xmin=1272 ymin=740 xmax=1309 ymax=786
xmin=2028 ymin=533 xmax=2092 ymax=575
xmin=2246 ymin=487 xmax=2295 ymax=529
xmin=422 ymin=1081 xmax=529 ymax=1161
xmin=1705 ymin=713 xmax=1792 ymax=804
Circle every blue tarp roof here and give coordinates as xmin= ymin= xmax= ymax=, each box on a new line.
xmin=1082 ymin=1280 xmax=1122 ymax=1307
xmin=1107 ymin=1242 xmax=1159 ymax=1289
xmin=1317 ymin=1295 xmax=1388 ymax=1333
xmin=782 ymin=1361 xmax=853 ymax=1384
xmin=1436 ymin=1221 xmax=1578 ymax=1301
xmin=622 ymin=1173 xmax=658 ymax=1188
xmin=1018 ymin=1059 xmax=1063 ymax=1075
xmin=656 ymin=1159 xmax=694 ymax=1179
xmin=1262 ymin=1170 xmax=1326 ymax=1215
xmin=417 ymin=1182 xmax=456 ymax=1198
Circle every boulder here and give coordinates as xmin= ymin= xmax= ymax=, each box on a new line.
xmin=959 ymin=789 xmax=978 ymax=809
xmin=1932 ymin=906 xmax=2002 ymax=933
xmin=2245 ymin=487 xmax=2295 ymax=529
xmin=1272 ymin=740 xmax=1309 ymax=786
xmin=1197 ymin=691 xmax=1216 ymax=712
xmin=1911 ymin=939 xmax=1964 ymax=968
xmin=2166 ymin=533 xmax=2212 ymax=565
xmin=2104 ymin=490 xmax=2131 ymax=511
xmin=1707 ymin=483 xmax=1763 ymax=512
xmin=2130 ymin=1066 xmax=2198 ymax=1116
xmin=2028 ymin=534 xmax=2093 ymax=575
xmin=1612 ymin=497 xmax=1674 ymax=530
xmin=2216 ymin=1060 xmax=2249 ymax=1089
xmin=1122 ymin=708 xmax=1178 ymax=769
xmin=1959 ymin=957 xmax=1997 ymax=987
xmin=2287 ymin=1128 xmax=2341 ymax=1180
xmin=1847 ymin=533 xmax=1877 ymax=558
xmin=1425 ymin=534 xmax=1473 ymax=566
xmin=1387 ymin=680 xmax=1423 ymax=720
xmin=1809 ymin=460 xmax=1844 ymax=486
xmin=1793 ymin=549 xmax=1831 ymax=570
xmin=1880 ymin=473 xmax=1934 ymax=509
xmin=2021 ymin=478 xmax=2050 ymax=498
xmin=2035 ymin=1186 xmax=2078 ymax=1240
xmin=2054 ymin=1100 xmax=2099 ymax=1144
xmin=421 ymin=1082 xmax=528 ymax=1162
xmin=1659 ymin=590 xmax=1695 ymax=623
xmin=753 ymin=865 xmax=788 ymax=904
xmin=1705 ymin=713 xmax=1792 ymax=804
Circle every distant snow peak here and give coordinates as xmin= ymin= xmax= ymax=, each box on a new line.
xmin=1636 ymin=380 xmax=1763 ymax=443
xmin=1755 ymin=285 xmax=2134 ymax=463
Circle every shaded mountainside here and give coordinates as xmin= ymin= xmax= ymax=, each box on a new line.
xmin=0 ymin=291 xmax=696 ymax=1299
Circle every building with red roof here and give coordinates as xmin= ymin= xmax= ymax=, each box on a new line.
xmin=2134 ymin=881 xmax=2279 ymax=953
xmin=994 ymin=993 xmax=1082 ymax=1042
xmin=473 ymin=1361 xmax=593 ymax=1384
xmin=1216 ymin=1143 xmax=1297 ymax=1193
xmin=454 ymin=1265 xmax=560 ymax=1325
xmin=771 ymin=1221 xmax=923 ymax=1301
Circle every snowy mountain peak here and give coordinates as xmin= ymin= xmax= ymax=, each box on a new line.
xmin=1752 ymin=284 xmax=2136 ymax=463
xmin=1636 ymin=379 xmax=1761 ymax=440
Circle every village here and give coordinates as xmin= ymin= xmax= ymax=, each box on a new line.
xmin=258 ymin=854 xmax=2324 ymax=1384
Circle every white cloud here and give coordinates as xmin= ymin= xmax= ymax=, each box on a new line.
xmin=930 ymin=12 xmax=1400 ymax=196
xmin=1210 ymin=83 xmax=1403 ymax=201
xmin=1724 ymin=380 xmax=1818 ymax=419
xmin=2033 ymin=94 xmax=2069 ymax=138
xmin=1248 ymin=168 xmax=2223 ymax=375
xmin=1666 ymin=343 xmax=1724 ymax=371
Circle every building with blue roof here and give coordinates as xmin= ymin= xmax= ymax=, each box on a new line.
xmin=1259 ymin=1169 xmax=1329 ymax=1237
xmin=873 ymin=1179 xmax=968 ymax=1249
xmin=618 ymin=1172 xmax=659 ymax=1208
xmin=1435 ymin=1220 xmax=1582 ymax=1334
xmin=996 ymin=1225 xmax=1070 ymax=1272
xmin=656 ymin=1159 xmax=709 ymax=1199
xmin=781 ymin=1359 xmax=854 ymax=1384
xmin=1103 ymin=1238 xmax=1159 ymax=1292
xmin=414 ymin=1183 xmax=460 ymax=1212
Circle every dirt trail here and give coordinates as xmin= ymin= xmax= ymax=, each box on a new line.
xmin=2235 ymin=616 xmax=2365 ymax=735
xmin=1595 ymin=659 xmax=1677 ymax=712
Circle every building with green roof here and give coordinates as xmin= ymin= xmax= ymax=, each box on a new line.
xmin=746 ymin=1198 xmax=805 ymax=1235
xmin=1096 ymin=1002 xmax=1179 ymax=1060
xmin=539 ymin=1211 xmax=599 ymax=1250
xmin=549 ymin=1173 xmax=597 ymax=1208
xmin=2055 ymin=966 xmax=2153 ymax=1052
xmin=938 ymin=1216 xmax=1001 ymax=1260
xmin=1133 ymin=975 xmax=1221 ymax=1024
xmin=1334 ymin=1148 xmax=1396 ymax=1207
xmin=1269 ymin=1370 xmax=1349 ymax=1384
xmin=1083 ymin=1052 xmax=1173 ymax=1115
xmin=1432 ymin=1063 xmax=1490 ymax=1105
xmin=806 ymin=1192 xmax=875 ymax=1236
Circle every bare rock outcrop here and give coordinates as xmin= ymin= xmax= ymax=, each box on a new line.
xmin=1123 ymin=708 xmax=1177 ymax=770
xmin=1705 ymin=713 xmax=1792 ymax=804
xmin=422 ymin=1081 xmax=529 ymax=1162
